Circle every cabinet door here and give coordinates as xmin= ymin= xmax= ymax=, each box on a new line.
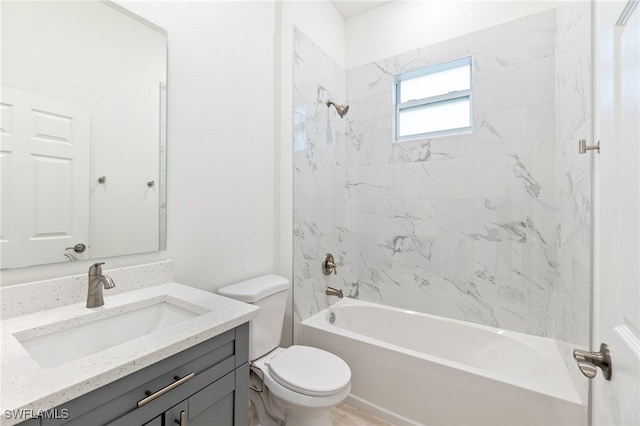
xmin=142 ymin=415 xmax=162 ymax=426
xmin=187 ymin=370 xmax=235 ymax=426
xmin=164 ymin=401 xmax=187 ymax=426
xmin=186 ymin=364 xmax=249 ymax=426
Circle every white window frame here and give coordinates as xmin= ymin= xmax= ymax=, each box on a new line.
xmin=393 ymin=56 xmax=473 ymax=142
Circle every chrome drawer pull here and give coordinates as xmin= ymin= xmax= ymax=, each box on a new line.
xmin=137 ymin=372 xmax=195 ymax=407
xmin=175 ymin=410 xmax=186 ymax=426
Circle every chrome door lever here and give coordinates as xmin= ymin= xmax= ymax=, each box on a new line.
xmin=65 ymin=243 xmax=86 ymax=253
xmin=573 ymin=343 xmax=612 ymax=380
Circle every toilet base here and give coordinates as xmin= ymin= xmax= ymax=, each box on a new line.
xmin=248 ymin=372 xmax=338 ymax=426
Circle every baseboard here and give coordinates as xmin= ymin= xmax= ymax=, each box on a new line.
xmin=344 ymin=394 xmax=422 ymax=426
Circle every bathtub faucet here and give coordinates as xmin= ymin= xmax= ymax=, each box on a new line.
xmin=325 ymin=287 xmax=343 ymax=298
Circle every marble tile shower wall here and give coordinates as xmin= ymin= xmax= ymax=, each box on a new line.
xmin=341 ymin=9 xmax=560 ymax=336
xmin=292 ymin=27 xmax=347 ymax=323
xmin=292 ymin=5 xmax=591 ymax=361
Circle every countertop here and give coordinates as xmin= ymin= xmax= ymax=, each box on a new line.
xmin=0 ymin=282 xmax=258 ymax=426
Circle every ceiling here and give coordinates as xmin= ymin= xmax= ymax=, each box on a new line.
xmin=330 ymin=1 xmax=392 ymax=19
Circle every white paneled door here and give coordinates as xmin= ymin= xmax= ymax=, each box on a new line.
xmin=594 ymin=0 xmax=640 ymax=424
xmin=0 ymin=88 xmax=90 ymax=268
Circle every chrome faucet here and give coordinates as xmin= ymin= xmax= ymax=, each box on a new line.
xmin=87 ymin=262 xmax=115 ymax=308
xmin=325 ymin=287 xmax=343 ymax=298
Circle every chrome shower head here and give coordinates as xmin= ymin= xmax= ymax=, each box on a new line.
xmin=326 ymin=100 xmax=349 ymax=118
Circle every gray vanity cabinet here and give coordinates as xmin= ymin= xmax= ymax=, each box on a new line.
xmin=36 ymin=323 xmax=249 ymax=426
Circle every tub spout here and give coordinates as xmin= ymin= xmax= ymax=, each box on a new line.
xmin=326 ymin=287 xmax=343 ymax=298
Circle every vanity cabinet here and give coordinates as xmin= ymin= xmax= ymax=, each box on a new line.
xmin=35 ymin=323 xmax=249 ymax=426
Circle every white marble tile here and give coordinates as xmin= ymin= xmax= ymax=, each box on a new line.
xmin=527 ymin=104 xmax=556 ymax=152
xmin=469 ymin=18 xmax=529 ymax=72
xmin=393 ymin=159 xmax=475 ymax=200
xmin=345 ymin=165 xmax=393 ymax=200
xmin=474 ymin=63 xmax=527 ymax=114
xmin=294 ymin=8 xmax=592 ymax=346
xmin=430 ymin=199 xmax=525 ymax=243
xmin=527 ymin=9 xmax=556 ymax=60
xmin=293 ymin=199 xmax=339 ymax=241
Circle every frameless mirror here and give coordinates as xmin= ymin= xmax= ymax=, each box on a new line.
xmin=0 ymin=1 xmax=167 ymax=269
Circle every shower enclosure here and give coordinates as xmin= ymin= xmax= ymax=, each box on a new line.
xmin=292 ymin=1 xmax=592 ymax=421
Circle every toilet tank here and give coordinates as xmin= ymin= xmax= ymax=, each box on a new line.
xmin=217 ymin=275 xmax=289 ymax=361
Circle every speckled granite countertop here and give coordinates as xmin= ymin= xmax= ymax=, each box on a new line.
xmin=0 ymin=282 xmax=258 ymax=426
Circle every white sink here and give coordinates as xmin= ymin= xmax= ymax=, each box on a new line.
xmin=18 ymin=301 xmax=200 ymax=368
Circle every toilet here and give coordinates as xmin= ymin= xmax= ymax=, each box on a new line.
xmin=218 ymin=275 xmax=351 ymax=426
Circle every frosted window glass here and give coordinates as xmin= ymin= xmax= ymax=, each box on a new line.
xmin=398 ymin=97 xmax=471 ymax=137
xmin=400 ymin=65 xmax=470 ymax=102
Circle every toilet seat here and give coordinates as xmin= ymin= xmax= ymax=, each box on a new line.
xmin=268 ymin=345 xmax=351 ymax=396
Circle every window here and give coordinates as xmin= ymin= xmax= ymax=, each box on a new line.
xmin=394 ymin=56 xmax=472 ymax=141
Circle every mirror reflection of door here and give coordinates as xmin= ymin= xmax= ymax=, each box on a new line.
xmin=1 ymin=88 xmax=90 ymax=268
xmin=1 ymin=1 xmax=167 ymax=269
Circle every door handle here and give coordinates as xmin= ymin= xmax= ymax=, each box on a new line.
xmin=573 ymin=343 xmax=612 ymax=380
xmin=65 ymin=243 xmax=86 ymax=253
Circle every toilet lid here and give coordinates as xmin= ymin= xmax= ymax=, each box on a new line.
xmin=268 ymin=345 xmax=351 ymax=397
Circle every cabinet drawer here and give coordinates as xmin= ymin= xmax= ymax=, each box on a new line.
xmin=114 ymin=363 xmax=249 ymax=426
xmin=42 ymin=324 xmax=248 ymax=426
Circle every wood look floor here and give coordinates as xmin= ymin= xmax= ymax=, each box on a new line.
xmin=331 ymin=403 xmax=393 ymax=426
xmin=249 ymin=403 xmax=392 ymax=425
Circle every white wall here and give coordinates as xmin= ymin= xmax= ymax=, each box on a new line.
xmin=120 ymin=1 xmax=277 ymax=292
xmin=346 ymin=0 xmax=560 ymax=69
xmin=1 ymin=1 xmax=278 ymax=292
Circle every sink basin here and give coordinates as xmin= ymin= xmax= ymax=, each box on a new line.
xmin=18 ymin=301 xmax=200 ymax=368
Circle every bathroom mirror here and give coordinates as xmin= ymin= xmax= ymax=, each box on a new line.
xmin=0 ymin=1 xmax=167 ymax=269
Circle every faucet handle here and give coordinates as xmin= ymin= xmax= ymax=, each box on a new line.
xmin=322 ymin=253 xmax=338 ymax=275
xmin=89 ymin=262 xmax=105 ymax=276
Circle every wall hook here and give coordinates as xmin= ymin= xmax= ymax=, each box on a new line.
xmin=98 ymin=176 xmax=106 ymax=184
xmin=579 ymin=139 xmax=600 ymax=154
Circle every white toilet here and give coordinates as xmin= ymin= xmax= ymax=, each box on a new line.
xmin=218 ymin=275 xmax=351 ymax=426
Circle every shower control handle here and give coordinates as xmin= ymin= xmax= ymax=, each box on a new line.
xmin=573 ymin=343 xmax=612 ymax=380
xmin=322 ymin=253 xmax=337 ymax=275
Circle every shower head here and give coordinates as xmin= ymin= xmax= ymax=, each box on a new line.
xmin=326 ymin=100 xmax=349 ymax=118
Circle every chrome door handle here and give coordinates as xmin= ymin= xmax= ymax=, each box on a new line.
xmin=137 ymin=372 xmax=195 ymax=407
xmin=573 ymin=343 xmax=612 ymax=380
xmin=65 ymin=243 xmax=86 ymax=253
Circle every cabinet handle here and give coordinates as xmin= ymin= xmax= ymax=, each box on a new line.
xmin=137 ymin=372 xmax=195 ymax=407
xmin=174 ymin=410 xmax=186 ymax=426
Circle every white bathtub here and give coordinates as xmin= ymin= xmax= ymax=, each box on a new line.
xmin=300 ymin=298 xmax=585 ymax=426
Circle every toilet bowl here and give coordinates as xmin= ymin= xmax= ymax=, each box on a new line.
xmin=218 ymin=275 xmax=351 ymax=426
xmin=250 ymin=346 xmax=351 ymax=426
